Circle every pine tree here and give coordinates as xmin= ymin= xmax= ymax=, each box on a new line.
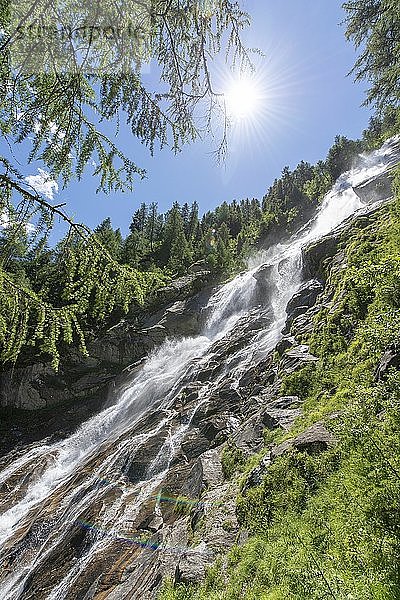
xmin=0 ymin=0 xmax=253 ymax=367
xmin=168 ymin=230 xmax=193 ymax=275
xmin=160 ymin=202 xmax=184 ymax=264
xmin=94 ymin=218 xmax=122 ymax=260
xmin=145 ymin=202 xmax=159 ymax=253
xmin=181 ymin=203 xmax=191 ymax=238
xmin=207 ymin=223 xmax=234 ymax=273
xmin=343 ymin=0 xmax=400 ymax=113
xmin=188 ymin=202 xmax=199 ymax=240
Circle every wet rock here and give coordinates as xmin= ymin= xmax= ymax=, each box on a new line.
xmin=261 ymin=396 xmax=303 ymax=430
xmin=200 ymin=449 xmax=224 ymax=488
xmin=182 ymin=459 xmax=204 ymax=499
xmin=276 ymin=335 xmax=296 ymax=356
xmin=181 ymin=430 xmax=211 ymax=461
xmin=191 ymin=383 xmax=241 ymax=424
xmin=89 ymin=322 xmax=167 ymax=367
xmin=283 ymin=279 xmax=323 ymax=333
xmin=286 ymin=279 xmax=324 ymax=315
xmin=289 ymin=309 xmax=318 ymax=337
xmin=278 ymin=345 xmax=318 ymax=374
xmin=233 ymin=417 xmax=264 ymax=454
xmin=0 ymin=361 xmax=115 ymax=411
xmin=188 ymin=260 xmax=209 ymax=274
xmin=195 ymin=360 xmax=221 ymax=383
xmin=353 ymin=171 xmax=394 ymax=204
xmin=0 ymin=363 xmax=54 ymax=410
xmin=126 ymin=430 xmax=169 ymax=485
xmin=238 ymin=353 xmax=276 ymax=392
xmin=157 ymin=301 xmax=200 ymax=336
xmin=199 ymin=414 xmax=236 ymax=446
xmin=251 ymin=264 xmax=275 ymax=304
xmin=282 ymin=305 xmax=309 ymax=334
xmin=302 ymin=233 xmax=341 ymax=281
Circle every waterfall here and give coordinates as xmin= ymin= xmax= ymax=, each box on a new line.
xmin=0 ymin=137 xmax=398 ymax=599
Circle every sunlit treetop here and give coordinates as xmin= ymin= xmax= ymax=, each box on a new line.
xmin=343 ymin=0 xmax=400 ymax=113
xmin=0 ymin=0 xmax=254 ymax=194
xmin=0 ymin=0 xmax=256 ymax=368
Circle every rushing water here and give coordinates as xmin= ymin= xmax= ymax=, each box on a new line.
xmin=0 ymin=137 xmax=399 ymax=599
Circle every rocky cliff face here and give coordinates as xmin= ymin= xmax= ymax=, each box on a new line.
xmin=0 ymin=271 xmax=216 ymax=456
xmin=0 ymin=141 xmax=398 ymax=600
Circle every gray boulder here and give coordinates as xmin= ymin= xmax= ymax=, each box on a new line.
xmin=273 ymin=422 xmax=335 ymax=457
xmin=286 ymin=279 xmax=323 ymax=316
xmin=261 ymin=396 xmax=303 ymax=430
xmin=353 ymin=171 xmax=394 ymax=204
xmin=251 ymin=264 xmax=275 ymax=305
xmin=175 ymin=543 xmax=214 ymax=584
xmin=374 ymin=349 xmax=400 ymax=381
xmin=276 ymin=335 xmax=296 ymax=355
xmin=279 ymin=345 xmax=318 ymax=374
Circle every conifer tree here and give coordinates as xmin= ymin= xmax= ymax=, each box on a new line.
xmin=0 ymin=0 xmax=253 ymax=366
xmin=188 ymin=202 xmax=199 ymax=240
xmin=343 ymin=0 xmax=400 ymax=113
xmin=94 ymin=218 xmax=122 ymax=260
xmin=168 ymin=229 xmax=193 ymax=275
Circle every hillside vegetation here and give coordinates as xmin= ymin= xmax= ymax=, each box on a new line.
xmin=159 ymin=170 xmax=400 ymax=600
xmin=0 ymin=126 xmax=388 ymax=369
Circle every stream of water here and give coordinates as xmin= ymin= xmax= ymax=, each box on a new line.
xmin=0 ymin=137 xmax=399 ymax=599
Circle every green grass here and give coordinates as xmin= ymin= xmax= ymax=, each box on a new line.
xmin=159 ymin=172 xmax=400 ymax=600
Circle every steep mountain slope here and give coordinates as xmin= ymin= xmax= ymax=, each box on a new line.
xmin=0 ymin=138 xmax=399 ymax=599
xmin=161 ymin=141 xmax=400 ymax=599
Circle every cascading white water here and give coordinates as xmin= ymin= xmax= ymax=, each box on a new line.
xmin=0 ymin=137 xmax=399 ymax=599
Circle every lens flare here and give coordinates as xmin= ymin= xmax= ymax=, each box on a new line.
xmin=75 ymin=520 xmax=213 ymax=556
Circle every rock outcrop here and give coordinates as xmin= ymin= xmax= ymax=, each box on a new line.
xmin=0 ymin=271 xmax=214 ymax=411
xmin=0 ymin=158 xmax=398 ymax=599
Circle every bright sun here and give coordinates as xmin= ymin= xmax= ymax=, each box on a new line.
xmin=224 ymin=77 xmax=262 ymax=120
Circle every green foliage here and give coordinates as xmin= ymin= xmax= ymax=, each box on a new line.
xmin=0 ymin=0 xmax=253 ymax=367
xmin=280 ymin=364 xmax=317 ymax=400
xmin=0 ymin=1 xmax=253 ymax=190
xmin=158 ymin=175 xmax=400 ymax=600
xmin=363 ymin=105 xmax=400 ymax=148
xmin=0 ymin=123 xmax=381 ymax=370
xmin=221 ymin=444 xmax=246 ymax=479
xmin=303 ymin=161 xmax=333 ymax=203
xmin=93 ymin=218 xmax=122 ymax=261
xmin=343 ymin=0 xmax=400 ymax=113
xmin=0 ymin=226 xmax=167 ymax=368
xmin=261 ymin=164 xmax=314 ymax=240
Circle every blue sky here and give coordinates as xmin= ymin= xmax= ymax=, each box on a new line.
xmin=13 ymin=1 xmax=374 ymax=236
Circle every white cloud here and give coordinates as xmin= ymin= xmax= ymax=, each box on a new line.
xmin=0 ymin=209 xmax=35 ymax=234
xmin=25 ymin=168 xmax=59 ymax=200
